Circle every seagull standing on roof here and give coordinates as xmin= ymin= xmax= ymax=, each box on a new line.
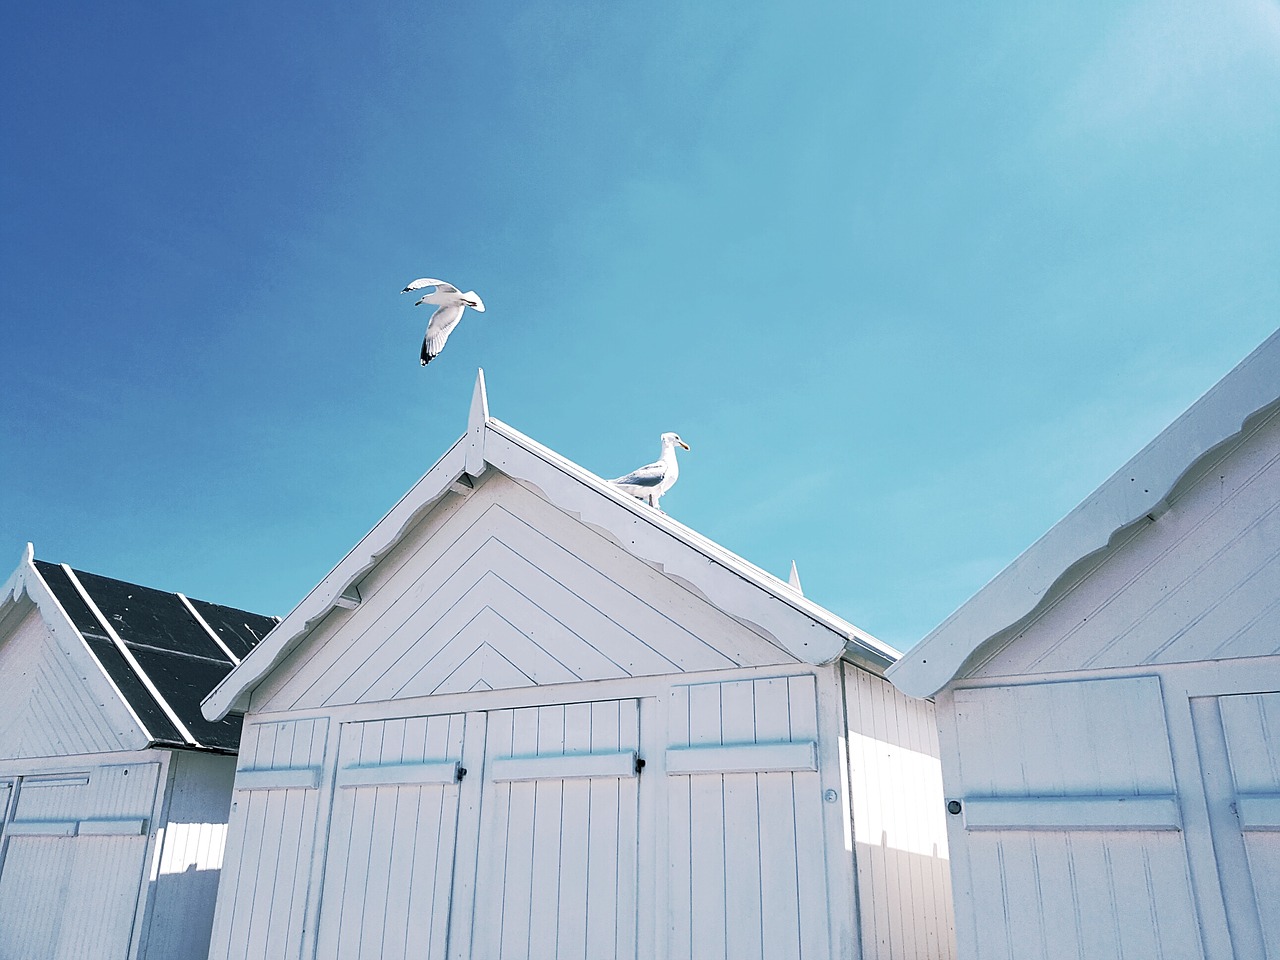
xmin=610 ymin=432 xmax=690 ymax=509
xmin=400 ymin=278 xmax=485 ymax=366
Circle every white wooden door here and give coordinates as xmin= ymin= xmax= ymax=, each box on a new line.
xmin=950 ymin=677 xmax=1205 ymax=960
xmin=0 ymin=764 xmax=159 ymax=960
xmin=209 ymin=718 xmax=328 ymax=960
xmin=1212 ymin=691 xmax=1280 ymax=957
xmin=469 ymin=700 xmax=642 ymax=960
xmin=313 ymin=713 xmax=469 ymax=960
xmin=665 ymin=675 xmax=832 ymax=960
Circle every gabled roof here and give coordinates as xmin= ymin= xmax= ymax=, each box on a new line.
xmin=1 ymin=544 xmax=277 ymax=751
xmin=888 ymin=327 xmax=1280 ymax=698
xmin=203 ymin=371 xmax=897 ymax=720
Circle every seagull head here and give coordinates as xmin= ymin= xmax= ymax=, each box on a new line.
xmin=661 ymin=432 xmax=690 ymax=451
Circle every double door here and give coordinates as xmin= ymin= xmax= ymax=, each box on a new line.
xmin=314 ymin=699 xmax=641 ymax=960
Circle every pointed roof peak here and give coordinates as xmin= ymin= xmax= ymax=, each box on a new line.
xmin=466 ymin=369 xmax=489 ymax=477
xmin=788 ymin=561 xmax=803 ymax=595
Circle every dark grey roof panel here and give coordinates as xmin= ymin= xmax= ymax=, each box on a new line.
xmin=73 ymin=570 xmax=227 ymax=661
xmin=187 ymin=597 xmax=277 ymax=660
xmin=34 ymin=561 xmax=187 ymax=745
xmin=32 ymin=558 xmax=271 ymax=752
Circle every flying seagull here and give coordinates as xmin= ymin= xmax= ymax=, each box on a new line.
xmin=400 ymin=277 xmax=485 ymax=366
xmin=610 ymin=432 xmax=690 ymax=509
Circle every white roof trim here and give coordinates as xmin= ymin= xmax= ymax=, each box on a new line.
xmin=888 ymin=327 xmax=1280 ymax=699
xmin=203 ymin=371 xmax=896 ymax=721
xmin=0 ymin=544 xmax=153 ymax=746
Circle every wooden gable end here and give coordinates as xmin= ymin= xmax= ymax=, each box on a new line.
xmin=252 ymin=473 xmax=797 ymax=712
xmin=969 ymin=402 xmax=1280 ymax=679
xmin=0 ymin=601 xmax=146 ymax=758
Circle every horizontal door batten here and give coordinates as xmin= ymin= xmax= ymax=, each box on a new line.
xmin=336 ymin=760 xmax=461 ymax=788
xmin=489 ymin=751 xmax=637 ymax=782
xmin=665 ymin=740 xmax=818 ymax=775
xmin=236 ymin=766 xmax=322 ymax=791
xmin=1237 ymin=794 xmax=1280 ymax=830
xmin=962 ymin=795 xmax=1182 ymax=831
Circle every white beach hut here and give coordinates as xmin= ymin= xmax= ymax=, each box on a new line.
xmin=200 ymin=372 xmax=956 ymax=960
xmin=0 ymin=547 xmax=275 ymax=960
xmin=889 ymin=329 xmax=1280 ymax=960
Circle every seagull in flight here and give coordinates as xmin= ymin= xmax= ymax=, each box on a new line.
xmin=610 ymin=432 xmax=690 ymax=509
xmin=400 ymin=278 xmax=485 ymax=366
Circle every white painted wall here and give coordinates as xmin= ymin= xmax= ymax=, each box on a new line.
xmin=0 ymin=603 xmax=144 ymax=758
xmin=137 ymin=750 xmax=238 ymax=960
xmin=927 ymin=407 xmax=1280 ymax=960
xmin=0 ymin=757 xmax=162 ymax=960
xmin=841 ymin=663 xmax=955 ymax=960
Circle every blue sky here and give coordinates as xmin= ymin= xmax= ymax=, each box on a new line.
xmin=2 ymin=0 xmax=1277 ymax=651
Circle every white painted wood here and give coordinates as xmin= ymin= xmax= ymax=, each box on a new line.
xmin=970 ymin=407 xmax=1280 ymax=680
xmin=0 ymin=760 xmax=162 ymax=960
xmin=665 ymin=674 xmax=833 ymax=960
xmin=234 ymin=766 xmax=321 ymax=790
xmin=466 ymin=367 xmax=488 ymax=477
xmin=470 ymin=700 xmax=641 ymax=960
xmin=1238 ymin=796 xmax=1280 ymax=830
xmin=1218 ymin=691 xmax=1280 ymax=955
xmin=138 ymin=750 xmax=238 ymax=960
xmin=0 ymin=603 xmax=144 ymax=758
xmin=841 ymin=663 xmax=955 ymax=960
xmin=257 ymin=479 xmax=792 ymax=713
xmin=488 ymin=749 xmax=637 ymax=781
xmin=664 ymin=739 xmax=816 ymax=774
xmin=961 ymin=795 xmax=1181 ymax=831
xmin=335 ymin=758 xmax=460 ymax=787
xmin=941 ymin=676 xmax=1208 ymax=960
xmin=207 ymin=717 xmax=329 ymax=960
xmin=77 ymin=817 xmax=149 ymax=835
xmin=890 ymin=331 xmax=1280 ymax=699
xmin=313 ymin=714 xmax=467 ymax=960
xmin=6 ymin=818 xmax=78 ymax=835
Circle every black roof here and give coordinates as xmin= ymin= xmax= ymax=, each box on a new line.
xmin=33 ymin=559 xmax=277 ymax=752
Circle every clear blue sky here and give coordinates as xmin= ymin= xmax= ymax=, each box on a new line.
xmin=2 ymin=0 xmax=1277 ymax=651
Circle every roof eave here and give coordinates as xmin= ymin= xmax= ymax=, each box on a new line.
xmin=2 ymin=543 xmax=154 ymax=747
xmin=888 ymin=328 xmax=1280 ymax=699
xmin=202 ymin=436 xmax=470 ymax=721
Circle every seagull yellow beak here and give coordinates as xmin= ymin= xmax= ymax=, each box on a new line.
xmin=678 ymin=440 xmax=690 ymax=450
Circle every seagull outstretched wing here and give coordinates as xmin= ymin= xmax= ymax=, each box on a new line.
xmin=402 ymin=277 xmax=459 ymax=294
xmin=420 ymin=303 xmax=466 ymax=366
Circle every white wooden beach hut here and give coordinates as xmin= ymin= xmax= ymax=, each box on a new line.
xmin=200 ymin=371 xmax=956 ymax=960
xmin=889 ymin=328 xmax=1280 ymax=960
xmin=0 ymin=546 xmax=276 ymax=960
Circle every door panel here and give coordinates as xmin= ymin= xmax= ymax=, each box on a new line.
xmin=0 ymin=764 xmax=160 ymax=960
xmin=666 ymin=675 xmax=832 ymax=960
xmin=1220 ymin=691 xmax=1280 ymax=957
xmin=209 ymin=717 xmax=328 ymax=960
xmin=314 ymin=714 xmax=468 ymax=960
xmin=471 ymin=700 xmax=641 ymax=960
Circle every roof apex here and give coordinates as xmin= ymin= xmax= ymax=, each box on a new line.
xmin=203 ymin=374 xmax=896 ymax=720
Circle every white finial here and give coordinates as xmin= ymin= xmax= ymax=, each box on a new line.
xmin=466 ymin=368 xmax=489 ymax=477
xmin=788 ymin=561 xmax=803 ymax=595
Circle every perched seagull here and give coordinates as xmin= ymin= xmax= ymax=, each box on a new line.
xmin=400 ymin=278 xmax=485 ymax=366
xmin=610 ymin=432 xmax=690 ymax=509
